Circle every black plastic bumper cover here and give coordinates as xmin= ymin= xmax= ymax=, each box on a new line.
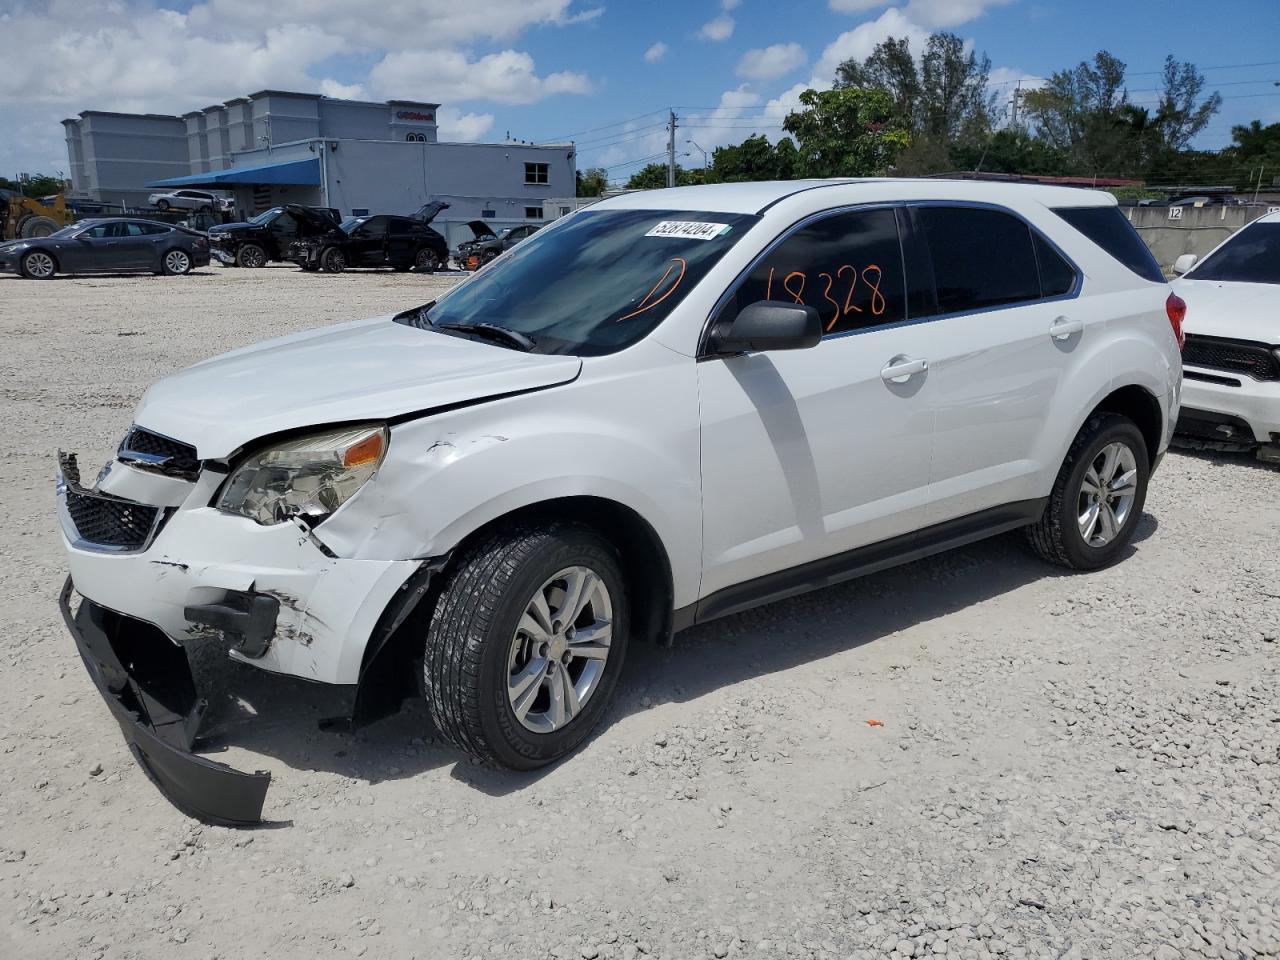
xmin=59 ymin=577 xmax=270 ymax=825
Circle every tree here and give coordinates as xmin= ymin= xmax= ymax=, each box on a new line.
xmin=1021 ymin=51 xmax=1136 ymax=175
xmin=0 ymin=173 xmax=67 ymax=197
xmin=575 ymin=167 xmax=608 ymax=197
xmin=950 ymin=128 xmax=1071 ymax=176
xmin=624 ymin=163 xmax=703 ymax=190
xmin=782 ymin=87 xmax=909 ymax=177
xmin=710 ymin=134 xmax=798 ymax=182
xmin=1150 ymin=55 xmax=1222 ymax=153
xmin=836 ymin=31 xmax=995 ymax=173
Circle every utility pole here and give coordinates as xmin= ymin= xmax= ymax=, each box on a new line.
xmin=667 ymin=109 xmax=677 ymax=188
xmin=1010 ymin=80 xmax=1021 ymax=127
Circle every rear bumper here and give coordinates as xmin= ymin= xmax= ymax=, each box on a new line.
xmin=59 ymin=577 xmax=271 ymax=825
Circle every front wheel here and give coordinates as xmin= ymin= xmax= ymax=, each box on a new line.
xmin=321 ymin=247 xmax=346 ymax=273
xmin=414 ymin=247 xmax=440 ymax=272
xmin=20 ymin=250 xmax=56 ymax=279
xmin=155 ymin=199 xmax=170 ymax=211
xmin=423 ymin=524 xmax=629 ymax=770
xmin=235 ymin=243 xmax=266 ymax=268
xmin=1026 ymin=413 xmax=1150 ymax=570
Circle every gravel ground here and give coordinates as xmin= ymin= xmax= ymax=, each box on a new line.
xmin=1 ymin=264 xmax=1278 ymax=960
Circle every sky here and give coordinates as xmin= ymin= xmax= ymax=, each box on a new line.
xmin=2 ymin=0 xmax=1279 ymax=185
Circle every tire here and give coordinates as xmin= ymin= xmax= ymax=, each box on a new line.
xmin=321 ymin=247 xmax=346 ymax=273
xmin=1026 ymin=413 xmax=1150 ymax=570
xmin=155 ymin=199 xmax=170 ymax=211
xmin=235 ymin=243 xmax=266 ymax=268
xmin=423 ymin=523 xmax=629 ymax=770
xmin=19 ymin=216 xmax=59 ymax=239
xmin=162 ymin=248 xmax=192 ymax=276
xmin=19 ymin=250 xmax=56 ymax=279
xmin=414 ymin=247 xmax=440 ymax=272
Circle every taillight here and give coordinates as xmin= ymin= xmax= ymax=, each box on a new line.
xmin=1166 ymin=291 xmax=1186 ymax=351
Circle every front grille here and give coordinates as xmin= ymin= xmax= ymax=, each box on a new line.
xmin=64 ymin=489 xmax=161 ymax=549
xmin=118 ymin=426 xmax=200 ymax=480
xmin=1183 ymin=335 xmax=1280 ymax=382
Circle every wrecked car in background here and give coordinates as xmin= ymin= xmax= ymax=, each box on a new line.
xmin=288 ymin=201 xmax=449 ymax=273
xmin=208 ymin=204 xmax=341 ymax=268
xmin=455 ymin=220 xmax=540 ymax=270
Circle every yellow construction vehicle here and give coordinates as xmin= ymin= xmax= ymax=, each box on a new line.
xmin=1 ymin=190 xmax=75 ymax=241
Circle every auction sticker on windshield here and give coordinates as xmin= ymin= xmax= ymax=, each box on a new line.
xmin=645 ymin=221 xmax=733 ymax=240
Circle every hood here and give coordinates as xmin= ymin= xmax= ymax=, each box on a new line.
xmin=208 ymin=221 xmax=253 ymax=235
xmin=1172 ymin=278 xmax=1280 ymax=345
xmin=463 ymin=219 xmax=497 ymax=241
xmin=132 ymin=316 xmax=582 ymax=458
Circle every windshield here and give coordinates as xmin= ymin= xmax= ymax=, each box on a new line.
xmin=419 ymin=209 xmax=758 ymax=356
xmin=1189 ymin=222 xmax=1280 ymax=284
xmin=248 ymin=207 xmax=283 ymax=226
xmin=50 ymin=225 xmax=82 ymax=238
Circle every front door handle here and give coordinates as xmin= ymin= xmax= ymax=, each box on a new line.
xmin=881 ymin=355 xmax=929 ymax=384
xmin=1049 ymin=316 xmax=1083 ymax=340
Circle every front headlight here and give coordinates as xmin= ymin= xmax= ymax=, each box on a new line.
xmin=216 ymin=423 xmax=387 ymax=526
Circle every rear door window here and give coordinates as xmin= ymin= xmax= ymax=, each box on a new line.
xmin=726 ymin=207 xmax=907 ymax=335
xmin=1052 ymin=206 xmax=1164 ymax=283
xmin=388 ymin=218 xmax=416 ymax=236
xmin=913 ymin=206 xmax=1041 ymax=314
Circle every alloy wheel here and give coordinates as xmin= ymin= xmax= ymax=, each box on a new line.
xmin=507 ymin=566 xmax=613 ymax=734
xmin=23 ymin=252 xmax=55 ymax=278
xmin=164 ymin=250 xmax=190 ymax=275
xmin=416 ymin=248 xmax=439 ymax=271
xmin=1077 ymin=441 xmax=1138 ymax=547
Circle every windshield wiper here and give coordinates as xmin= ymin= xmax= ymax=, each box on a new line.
xmin=437 ymin=322 xmax=536 ymax=352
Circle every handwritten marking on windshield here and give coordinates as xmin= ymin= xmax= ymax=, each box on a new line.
xmin=618 ymin=258 xmax=687 ymax=322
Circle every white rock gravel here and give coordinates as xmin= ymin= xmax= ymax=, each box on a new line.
xmin=1 ymin=265 xmax=1278 ymax=960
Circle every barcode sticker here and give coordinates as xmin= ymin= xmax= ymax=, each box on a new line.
xmin=645 ymin=220 xmax=732 ymax=240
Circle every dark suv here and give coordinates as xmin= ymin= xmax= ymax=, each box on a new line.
xmin=288 ymin=202 xmax=450 ymax=274
xmin=208 ymin=205 xmax=342 ymax=268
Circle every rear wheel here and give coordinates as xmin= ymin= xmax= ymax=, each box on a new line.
xmin=20 ymin=250 xmax=56 ymax=279
xmin=423 ymin=524 xmax=629 ymax=769
xmin=414 ymin=247 xmax=440 ymax=272
xmin=235 ymin=243 xmax=266 ymax=268
xmin=1026 ymin=413 xmax=1149 ymax=570
xmin=162 ymin=249 xmax=192 ymax=276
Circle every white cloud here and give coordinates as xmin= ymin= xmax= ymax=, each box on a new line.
xmin=828 ymin=0 xmax=891 ymax=11
xmin=721 ymin=0 xmax=742 ymax=8
xmin=436 ymin=105 xmax=496 ymax=141
xmin=319 ymin=78 xmax=366 ymax=100
xmin=699 ymin=15 xmax=735 ymax=42
xmin=903 ymin=0 xmax=1015 ymax=28
xmin=811 ymin=7 xmax=930 ymax=83
xmin=643 ymin=41 xmax=669 ymax=63
xmin=736 ymin=43 xmax=807 ymax=81
xmin=369 ymin=48 xmax=591 ymax=105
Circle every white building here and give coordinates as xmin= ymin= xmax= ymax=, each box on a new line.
xmin=62 ymin=90 xmax=576 ymax=246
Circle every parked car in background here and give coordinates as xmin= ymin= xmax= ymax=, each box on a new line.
xmin=54 ymin=180 xmax=1181 ymax=823
xmin=289 ymin=202 xmax=449 ymax=273
xmin=455 ymin=221 xmax=541 ymax=269
xmin=208 ymin=205 xmax=341 ymax=268
xmin=1171 ymin=210 xmax=1280 ymax=461
xmin=147 ymin=189 xmax=227 ymax=213
xmin=0 ymin=218 xmax=208 ymax=278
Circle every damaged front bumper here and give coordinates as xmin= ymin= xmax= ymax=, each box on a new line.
xmin=59 ymin=577 xmax=271 ymax=825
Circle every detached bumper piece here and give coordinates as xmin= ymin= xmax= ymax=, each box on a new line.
xmin=59 ymin=577 xmax=270 ymax=825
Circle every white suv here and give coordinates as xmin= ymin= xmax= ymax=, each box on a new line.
xmin=57 ymin=180 xmax=1183 ymax=824
xmin=147 ymin=189 xmax=225 ymax=212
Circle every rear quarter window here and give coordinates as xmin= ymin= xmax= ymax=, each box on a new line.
xmin=1052 ymin=206 xmax=1164 ymax=283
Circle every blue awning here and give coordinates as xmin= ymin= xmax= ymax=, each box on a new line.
xmin=149 ymin=157 xmax=320 ymax=188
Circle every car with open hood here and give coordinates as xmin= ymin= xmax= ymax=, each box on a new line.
xmin=56 ymin=179 xmax=1181 ymax=824
xmin=208 ymin=204 xmax=341 ymax=268
xmin=455 ymin=220 xmax=541 ymax=270
xmin=287 ymin=201 xmax=449 ymax=274
xmin=1170 ymin=210 xmax=1280 ymax=461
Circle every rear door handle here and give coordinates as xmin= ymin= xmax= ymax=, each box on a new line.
xmin=1049 ymin=316 xmax=1083 ymax=340
xmin=880 ymin=355 xmax=929 ymax=383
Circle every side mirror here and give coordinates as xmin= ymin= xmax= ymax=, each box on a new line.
xmin=1173 ymin=253 xmax=1198 ymax=276
xmin=710 ymin=300 xmax=822 ymax=355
